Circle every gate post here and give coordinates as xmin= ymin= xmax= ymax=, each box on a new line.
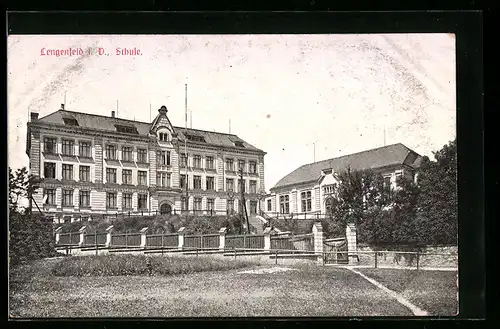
xmin=312 ymin=222 xmax=324 ymax=264
xmin=55 ymin=226 xmax=62 ymax=245
xmin=219 ymin=227 xmax=227 ymax=251
xmin=140 ymin=227 xmax=149 ymax=248
xmin=346 ymin=222 xmax=358 ymax=264
xmin=178 ymin=227 xmax=186 ymax=250
xmin=105 ymin=225 xmax=114 ymax=248
xmin=263 ymin=227 xmax=272 ymax=252
xmin=78 ymin=226 xmax=87 ymax=247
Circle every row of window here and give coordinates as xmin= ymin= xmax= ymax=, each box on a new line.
xmin=179 ymin=153 xmax=216 ymax=170
xmin=179 ymin=175 xmax=217 ymax=190
xmin=105 ymin=145 xmax=148 ymax=162
xmin=44 ymin=162 xmax=149 ymax=185
xmin=323 ymin=184 xmax=337 ymax=195
xmin=43 ymin=137 xmax=259 ymax=173
xmin=44 ymin=189 xmax=148 ymax=209
xmin=44 ymin=137 xmax=93 ymax=157
xmin=223 ymin=158 xmax=258 ymax=173
xmin=277 ymin=191 xmax=312 ymax=213
xmin=44 ymin=162 xmax=92 ymax=181
xmin=178 ymin=175 xmax=258 ymax=193
xmin=43 ymin=137 xmax=151 ymax=163
xmin=106 ymin=168 xmax=148 ymax=185
xmin=179 ymin=197 xmax=259 ymax=214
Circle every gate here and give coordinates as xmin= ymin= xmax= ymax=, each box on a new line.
xmin=323 ymin=237 xmax=348 ymax=264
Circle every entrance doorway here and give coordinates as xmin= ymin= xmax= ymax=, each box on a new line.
xmin=160 ymin=203 xmax=172 ymax=215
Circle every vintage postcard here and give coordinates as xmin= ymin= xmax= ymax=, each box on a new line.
xmin=8 ymin=33 xmax=458 ymax=318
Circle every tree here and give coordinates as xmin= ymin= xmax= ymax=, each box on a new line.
xmin=414 ymin=139 xmax=458 ymax=245
xmin=326 ymin=166 xmax=394 ymax=240
xmin=392 ymin=176 xmax=421 ymax=245
xmin=9 ymin=167 xmax=41 ymax=214
xmin=9 ymin=167 xmax=56 ymax=266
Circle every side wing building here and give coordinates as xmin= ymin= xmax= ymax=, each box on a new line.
xmin=264 ymin=143 xmax=423 ymax=218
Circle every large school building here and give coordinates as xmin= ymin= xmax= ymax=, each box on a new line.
xmin=26 ymin=105 xmax=266 ymax=223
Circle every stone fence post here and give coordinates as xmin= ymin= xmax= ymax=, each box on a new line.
xmin=54 ymin=226 xmax=62 ymax=245
xmin=219 ymin=227 xmax=227 ymax=251
xmin=105 ymin=225 xmax=114 ymax=248
xmin=346 ymin=222 xmax=358 ymax=264
xmin=140 ymin=227 xmax=149 ymax=248
xmin=312 ymin=222 xmax=324 ymax=264
xmin=78 ymin=226 xmax=87 ymax=247
xmin=178 ymin=227 xmax=186 ymax=250
xmin=263 ymin=227 xmax=272 ymax=251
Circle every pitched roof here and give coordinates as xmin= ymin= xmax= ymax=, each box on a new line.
xmin=37 ymin=109 xmax=264 ymax=153
xmin=271 ymin=143 xmax=422 ymax=191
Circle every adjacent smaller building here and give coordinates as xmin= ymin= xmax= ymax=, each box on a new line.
xmin=264 ymin=143 xmax=423 ymax=218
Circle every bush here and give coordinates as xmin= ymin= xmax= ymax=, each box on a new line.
xmin=51 ymin=254 xmax=258 ymax=277
xmin=55 ymin=214 xmax=234 ymax=235
xmin=9 ymin=212 xmax=58 ymax=266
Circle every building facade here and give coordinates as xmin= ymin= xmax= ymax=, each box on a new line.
xmin=264 ymin=143 xmax=423 ymax=218
xmin=26 ymin=105 xmax=266 ymax=223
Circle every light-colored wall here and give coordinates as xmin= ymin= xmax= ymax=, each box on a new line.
xmin=28 ymin=121 xmax=265 ymax=220
xmin=265 ymin=165 xmax=418 ymax=216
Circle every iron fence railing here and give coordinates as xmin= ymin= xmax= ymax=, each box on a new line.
xmin=201 ymin=234 xmax=220 ymax=249
xmin=244 ymin=235 xmax=265 ymax=249
xmin=225 ymin=235 xmax=245 ymax=249
xmin=57 ymin=232 xmax=81 ymax=245
xmin=146 ymin=234 xmax=179 ymax=248
xmin=262 ymin=211 xmax=329 ymax=220
xmin=83 ymin=233 xmax=107 ymax=246
xmin=110 ymin=233 xmax=141 ymax=247
xmin=183 ymin=235 xmax=203 ymax=249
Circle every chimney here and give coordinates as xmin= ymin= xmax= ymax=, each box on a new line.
xmin=111 ymin=111 xmax=115 ymax=118
xmin=60 ymin=103 xmax=65 ymax=110
xmin=30 ymin=112 xmax=39 ymax=121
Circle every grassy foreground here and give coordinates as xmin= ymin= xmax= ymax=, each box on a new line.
xmin=51 ymin=254 xmax=256 ymax=276
xmin=9 ymin=258 xmax=416 ymax=317
xmin=357 ymin=268 xmax=459 ymax=316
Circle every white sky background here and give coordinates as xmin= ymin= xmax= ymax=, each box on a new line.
xmin=8 ymin=34 xmax=456 ymax=193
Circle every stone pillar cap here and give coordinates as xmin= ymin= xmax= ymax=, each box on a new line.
xmin=219 ymin=227 xmax=227 ymax=233
xmin=78 ymin=226 xmax=87 ymax=233
xmin=140 ymin=227 xmax=149 ymax=233
xmin=54 ymin=226 xmax=63 ymax=232
xmin=263 ymin=227 xmax=273 ymax=234
xmin=105 ymin=225 xmax=114 ymax=232
xmin=178 ymin=227 xmax=186 ymax=233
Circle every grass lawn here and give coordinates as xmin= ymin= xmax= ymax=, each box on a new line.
xmin=356 ymin=268 xmax=458 ymax=316
xmin=9 ymin=257 xmax=415 ymax=318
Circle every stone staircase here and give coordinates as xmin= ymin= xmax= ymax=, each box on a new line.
xmin=247 ymin=214 xmax=267 ymax=234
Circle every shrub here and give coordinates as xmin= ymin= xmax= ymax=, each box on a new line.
xmin=9 ymin=212 xmax=58 ymax=266
xmin=51 ymin=254 xmax=258 ymax=277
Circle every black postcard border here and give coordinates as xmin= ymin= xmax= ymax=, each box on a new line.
xmin=5 ymin=10 xmax=486 ymax=327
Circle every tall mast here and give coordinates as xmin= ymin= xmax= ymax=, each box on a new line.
xmin=185 ymin=84 xmax=188 ymax=212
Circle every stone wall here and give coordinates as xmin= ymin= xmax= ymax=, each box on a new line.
xmin=356 ymin=244 xmax=458 ymax=268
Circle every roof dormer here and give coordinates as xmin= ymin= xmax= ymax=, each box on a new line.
xmin=150 ymin=105 xmax=176 ymax=138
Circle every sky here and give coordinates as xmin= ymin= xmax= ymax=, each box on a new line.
xmin=7 ymin=34 xmax=456 ymax=193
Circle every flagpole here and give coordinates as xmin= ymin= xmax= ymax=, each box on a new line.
xmin=185 ymin=83 xmax=188 ymax=213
